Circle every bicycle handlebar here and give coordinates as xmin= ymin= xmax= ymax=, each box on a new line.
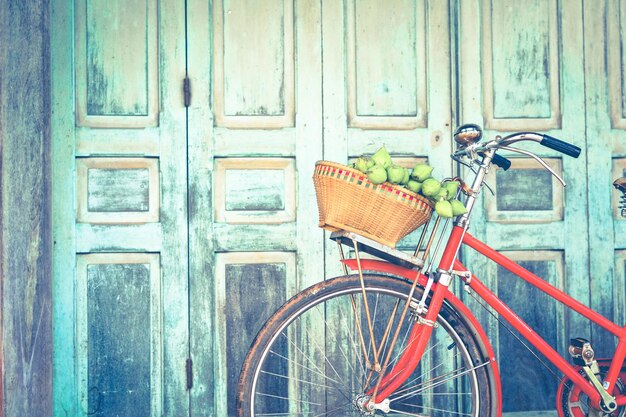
xmin=491 ymin=153 xmax=512 ymax=171
xmin=452 ymin=128 xmax=581 ymax=187
xmin=540 ymin=134 xmax=581 ymax=158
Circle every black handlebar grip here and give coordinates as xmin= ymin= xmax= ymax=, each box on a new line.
xmin=540 ymin=134 xmax=581 ymax=158
xmin=492 ymin=154 xmax=512 ymax=171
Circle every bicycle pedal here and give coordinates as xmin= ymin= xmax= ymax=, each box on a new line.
xmin=568 ymin=337 xmax=594 ymax=366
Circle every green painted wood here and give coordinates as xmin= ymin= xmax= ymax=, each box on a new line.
xmin=321 ymin=0 xmax=453 ymax=277
xmin=583 ymin=0 xmax=626 ymax=358
xmin=495 ymin=169 xmax=554 ymax=211
xmin=491 ymin=0 xmax=552 ymax=119
xmin=84 ymin=0 xmax=149 ymax=116
xmin=1 ymin=1 xmax=53 ymax=416
xmin=224 ymin=263 xmax=288 ymax=415
xmin=224 ymin=169 xmax=285 ymax=211
xmin=185 ymin=2 xmax=217 ymax=415
xmin=41 ymin=2 xmax=622 ymax=417
xmin=87 ymin=168 xmax=150 ymax=212
xmin=222 ymin=0 xmax=287 ymax=116
xmin=497 ymin=257 xmax=563 ymax=412
xmin=85 ymin=263 xmax=152 ymax=416
xmin=459 ymin=0 xmax=589 ymax=414
xmin=52 ymin=0 xmax=189 ymax=416
xmin=51 ymin=0 xmax=78 ymax=414
xmin=354 ymin=0 xmax=419 ymax=117
xmin=188 ymin=1 xmax=324 ymax=416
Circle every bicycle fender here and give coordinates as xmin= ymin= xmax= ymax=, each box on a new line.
xmin=342 ymin=258 xmax=503 ymax=415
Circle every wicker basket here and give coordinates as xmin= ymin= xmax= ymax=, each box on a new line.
xmin=313 ymin=161 xmax=434 ymax=247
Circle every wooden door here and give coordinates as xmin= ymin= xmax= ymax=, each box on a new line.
xmin=185 ymin=1 xmax=323 ymax=416
xmin=457 ymin=0 xmax=589 ymax=415
xmin=186 ymin=1 xmax=453 ymax=416
xmin=584 ymin=0 xmax=626 ymax=358
xmin=52 ymin=1 xmax=190 ymax=416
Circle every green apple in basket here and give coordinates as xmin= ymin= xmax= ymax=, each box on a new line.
xmin=371 ymin=146 xmax=393 ymax=169
xmin=435 ymin=197 xmax=468 ymax=218
xmin=386 ymin=165 xmax=406 ymax=184
xmin=354 ymin=156 xmax=375 ymax=173
xmin=444 ymin=181 xmax=460 ymax=199
xmin=421 ymin=178 xmax=442 ymax=197
xmin=450 ymin=199 xmax=468 ymax=216
xmin=400 ymin=168 xmax=410 ymax=185
xmin=411 ymin=163 xmax=434 ymax=182
xmin=407 ymin=180 xmax=422 ymax=193
xmin=435 ymin=199 xmax=454 ymax=218
xmin=366 ymin=164 xmax=387 ymax=184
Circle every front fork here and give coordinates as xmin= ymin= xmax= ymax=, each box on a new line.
xmin=368 ymin=270 xmax=455 ymax=402
xmin=368 ymin=226 xmax=468 ymax=403
xmin=365 ymin=151 xmax=495 ymax=404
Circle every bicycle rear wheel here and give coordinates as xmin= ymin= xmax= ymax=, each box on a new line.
xmin=237 ymin=274 xmax=496 ymax=417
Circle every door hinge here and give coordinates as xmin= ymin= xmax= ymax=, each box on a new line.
xmin=186 ymin=358 xmax=193 ymax=390
xmin=183 ymin=77 xmax=191 ymax=107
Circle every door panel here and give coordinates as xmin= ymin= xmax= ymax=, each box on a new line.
xmin=458 ymin=0 xmax=588 ymax=414
xmin=214 ymin=252 xmax=296 ymax=417
xmin=346 ymin=0 xmax=428 ymax=128
xmin=76 ymin=254 xmax=162 ymax=417
xmin=52 ymin=0 xmax=188 ymax=416
xmin=75 ymin=0 xmax=158 ymax=127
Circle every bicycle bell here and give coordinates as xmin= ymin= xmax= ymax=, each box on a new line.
xmin=454 ymin=124 xmax=483 ymax=146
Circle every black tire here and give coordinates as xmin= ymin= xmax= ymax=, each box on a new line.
xmin=237 ymin=274 xmax=496 ymax=416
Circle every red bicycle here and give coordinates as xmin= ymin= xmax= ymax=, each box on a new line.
xmin=237 ymin=125 xmax=626 ymax=417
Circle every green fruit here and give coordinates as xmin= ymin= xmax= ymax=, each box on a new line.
xmin=410 ymin=163 xmax=434 ymax=182
xmin=434 ymin=188 xmax=449 ymax=201
xmin=435 ymin=200 xmax=453 ymax=218
xmin=387 ymin=165 xmax=405 ymax=184
xmin=371 ymin=146 xmax=393 ymax=169
xmin=450 ymin=199 xmax=468 ymax=216
xmin=401 ymin=168 xmax=410 ymax=185
xmin=444 ymin=181 xmax=460 ymax=200
xmin=355 ymin=156 xmax=374 ymax=173
xmin=367 ymin=164 xmax=387 ymax=184
xmin=407 ymin=180 xmax=422 ymax=193
xmin=421 ymin=178 xmax=442 ymax=197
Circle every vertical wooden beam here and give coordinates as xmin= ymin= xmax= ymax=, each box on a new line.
xmin=0 ymin=1 xmax=53 ymax=416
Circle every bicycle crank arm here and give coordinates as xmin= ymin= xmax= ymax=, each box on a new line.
xmin=581 ymin=365 xmax=618 ymax=412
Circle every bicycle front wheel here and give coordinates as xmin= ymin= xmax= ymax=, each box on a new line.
xmin=237 ymin=274 xmax=495 ymax=417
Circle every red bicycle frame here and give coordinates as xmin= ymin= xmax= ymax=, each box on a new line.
xmin=345 ymin=224 xmax=626 ymax=411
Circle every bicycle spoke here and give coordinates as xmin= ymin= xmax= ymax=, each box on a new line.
xmin=390 ymin=405 xmax=473 ymax=417
xmin=335 ymin=301 xmax=368 ymax=386
xmin=311 ymin=303 xmax=358 ymax=376
xmin=268 ymin=349 xmax=341 ymax=386
xmin=260 ymin=370 xmax=335 ymax=390
xmin=278 ymin=334 xmax=329 ymax=381
xmin=391 ymin=346 xmax=457 ymax=397
xmin=241 ymin=276 xmax=493 ymax=417
xmin=255 ymin=392 xmax=322 ymax=407
xmin=311 ymin=404 xmax=353 ymax=417
xmin=349 ymin=293 xmax=372 ymax=370
xmin=390 ymin=361 xmax=489 ymax=403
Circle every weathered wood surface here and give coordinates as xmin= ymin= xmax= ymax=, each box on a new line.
xmin=459 ymin=0 xmax=589 ymax=414
xmin=37 ymin=1 xmax=625 ymax=417
xmin=0 ymin=0 xmax=52 ymax=416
